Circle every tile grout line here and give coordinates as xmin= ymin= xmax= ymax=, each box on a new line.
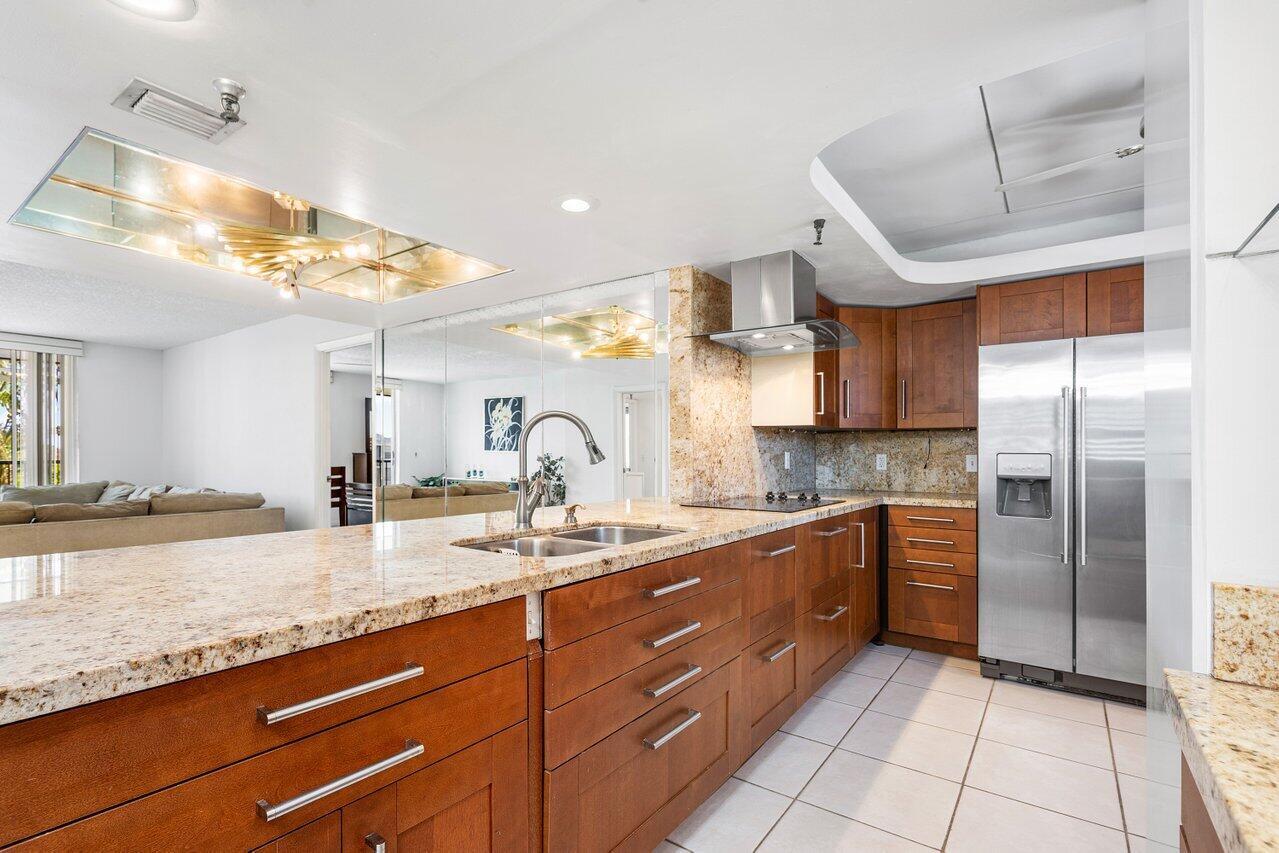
xmin=940 ymin=683 xmax=992 ymax=851
xmin=1105 ymin=704 xmax=1134 ymax=853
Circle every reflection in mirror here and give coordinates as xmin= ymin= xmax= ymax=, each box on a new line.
xmin=378 ymin=271 xmax=668 ymax=521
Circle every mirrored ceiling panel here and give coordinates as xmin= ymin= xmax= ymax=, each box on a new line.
xmin=10 ymin=129 xmax=510 ymax=302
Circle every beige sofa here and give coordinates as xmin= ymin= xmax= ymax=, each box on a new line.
xmin=379 ymin=481 xmax=517 ymax=521
xmin=0 ymin=480 xmax=285 ymax=558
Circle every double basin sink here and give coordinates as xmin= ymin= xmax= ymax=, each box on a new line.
xmin=461 ymin=525 xmax=680 ymax=557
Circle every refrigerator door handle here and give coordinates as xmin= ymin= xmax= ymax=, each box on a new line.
xmin=1061 ymin=385 xmax=1071 ymax=565
xmin=1078 ymin=386 xmax=1087 ymax=567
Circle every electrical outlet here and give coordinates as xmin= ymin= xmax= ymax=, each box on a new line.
xmin=783 ymin=451 xmax=791 ymax=470
xmin=966 ymin=454 xmax=978 ymax=473
xmin=875 ymin=453 xmax=888 ymax=472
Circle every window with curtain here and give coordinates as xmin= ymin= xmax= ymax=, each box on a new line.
xmin=0 ymin=348 xmax=75 ymax=488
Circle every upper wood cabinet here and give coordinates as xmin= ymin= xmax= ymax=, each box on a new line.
xmin=977 ymin=273 xmax=1087 ymax=345
xmin=836 ymin=307 xmax=897 ymax=429
xmin=896 ymin=299 xmax=977 ymax=429
xmin=1086 ymin=264 xmax=1144 ymax=335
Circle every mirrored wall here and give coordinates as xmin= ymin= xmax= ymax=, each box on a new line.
xmin=371 ymin=271 xmax=669 ymax=521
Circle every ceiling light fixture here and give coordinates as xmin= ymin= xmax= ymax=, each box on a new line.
xmin=107 ymin=0 xmax=198 ymax=22
xmin=782 ymin=344 xmax=796 ymax=350
xmin=559 ymin=197 xmax=593 ymax=213
xmin=194 ymin=220 xmax=217 ymax=239
xmin=751 ymin=332 xmax=767 ymax=339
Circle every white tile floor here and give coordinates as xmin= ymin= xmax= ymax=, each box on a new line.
xmin=663 ymin=646 xmax=1177 ymax=852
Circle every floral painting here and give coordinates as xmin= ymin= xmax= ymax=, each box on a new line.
xmin=484 ymin=396 xmax=523 ymax=451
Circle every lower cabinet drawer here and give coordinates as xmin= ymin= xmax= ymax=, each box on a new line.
xmin=887 ymin=568 xmax=977 ymax=644
xmin=544 ymin=657 xmax=746 ymax=853
xmin=887 ymin=546 xmax=977 ymax=576
xmin=745 ymin=620 xmax=800 ymax=753
xmin=887 ymin=525 xmax=977 ymax=554
xmin=800 ymin=588 xmax=853 ymax=700
xmin=12 ymin=660 xmax=528 ymax=851
xmin=545 ymin=617 xmax=745 ymax=770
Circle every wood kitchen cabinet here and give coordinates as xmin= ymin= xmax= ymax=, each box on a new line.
xmin=882 ymin=505 xmax=978 ymax=658
xmin=976 ymin=273 xmax=1087 ymax=345
xmin=896 ymin=298 xmax=978 ymax=429
xmin=849 ymin=506 xmax=880 ymax=652
xmin=836 ymin=306 xmax=898 ymax=429
xmin=1086 ymin=264 xmax=1144 ymax=335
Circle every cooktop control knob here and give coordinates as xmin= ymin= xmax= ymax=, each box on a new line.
xmin=777 ymin=491 xmax=788 ymax=501
xmin=765 ymin=491 xmax=775 ymax=502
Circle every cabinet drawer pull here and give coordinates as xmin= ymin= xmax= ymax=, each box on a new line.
xmin=643 ymin=664 xmax=703 ymax=698
xmin=762 ymin=640 xmax=797 ymax=663
xmin=905 ymin=558 xmax=955 ymax=568
xmin=906 ymin=580 xmax=955 ymax=592
xmin=905 ymin=537 xmax=954 ymax=546
xmin=365 ymin=833 xmax=387 ymax=853
xmin=905 ymin=515 xmax=956 ymax=524
xmin=256 ymin=663 xmax=425 ymax=725
xmin=814 ymin=526 xmax=847 ymax=538
xmin=853 ymin=521 xmax=866 ymax=569
xmin=816 ymin=605 xmax=849 ymax=622
xmin=643 ymin=576 xmax=701 ymax=598
xmin=643 ymin=620 xmax=702 ymax=649
xmin=643 ymin=709 xmax=702 ymax=750
xmin=256 ymin=739 xmax=423 ymax=822
xmin=761 ymin=544 xmax=797 ymax=558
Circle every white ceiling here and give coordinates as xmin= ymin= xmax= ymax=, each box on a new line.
xmin=0 ymin=0 xmax=1146 ymax=348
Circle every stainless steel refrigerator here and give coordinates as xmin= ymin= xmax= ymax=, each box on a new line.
xmin=977 ymin=334 xmax=1145 ymax=698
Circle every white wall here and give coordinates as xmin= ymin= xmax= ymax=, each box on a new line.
xmin=397 ymin=379 xmax=446 ymax=484
xmin=76 ymin=342 xmax=165 ymax=486
xmin=329 ymin=370 xmax=369 ymax=479
xmin=162 ymin=315 xmax=367 ymax=530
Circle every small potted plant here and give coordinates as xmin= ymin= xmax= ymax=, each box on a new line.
xmin=533 ymin=452 xmax=567 ymax=506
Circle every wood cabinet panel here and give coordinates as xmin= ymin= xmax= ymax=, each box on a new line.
xmin=544 ymin=580 xmax=742 ymax=709
xmin=886 ymin=526 xmax=976 ymax=554
xmin=0 ymin=597 xmax=526 ymax=848
xmin=800 ymin=588 xmax=853 ymax=701
xmin=799 ymin=514 xmax=851 ymax=613
xmin=745 ymin=620 xmax=800 ymax=752
xmin=11 ymin=661 xmax=528 ymax=851
xmin=836 ymin=306 xmax=898 ymax=429
xmin=746 ymin=529 xmax=799 ymax=643
xmin=851 ymin=507 xmax=880 ymax=651
xmin=887 ymin=568 xmax=977 ymax=645
xmin=254 ymin=813 xmax=341 ymax=853
xmin=897 ymin=299 xmax=977 ymax=428
xmin=977 ymin=274 xmax=1086 ymax=345
xmin=814 ymin=348 xmax=839 ymax=429
xmin=544 ymin=617 xmax=744 ymax=770
xmin=884 ymin=505 xmax=976 ymax=531
xmin=1180 ymin=756 xmax=1225 ymax=853
xmin=544 ymin=546 xmax=742 ymax=650
xmin=887 ymin=546 xmax=977 ymax=577
xmin=1087 ymin=264 xmax=1144 ymax=336
xmin=544 ymin=658 xmax=745 ymax=853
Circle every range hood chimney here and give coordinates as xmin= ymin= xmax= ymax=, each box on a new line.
xmin=708 ymin=250 xmax=859 ymax=356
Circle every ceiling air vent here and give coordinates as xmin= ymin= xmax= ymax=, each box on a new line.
xmin=111 ymin=78 xmax=246 ymax=143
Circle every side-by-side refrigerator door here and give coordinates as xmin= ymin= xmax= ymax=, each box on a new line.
xmin=1075 ymin=333 xmax=1146 ymax=685
xmin=978 ymin=339 xmax=1074 ymax=672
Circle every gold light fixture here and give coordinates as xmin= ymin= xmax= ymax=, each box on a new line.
xmin=494 ymin=305 xmax=663 ymax=360
xmin=10 ymin=128 xmax=511 ymax=303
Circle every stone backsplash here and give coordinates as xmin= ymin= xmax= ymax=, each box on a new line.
xmin=816 ymin=429 xmax=977 ymax=494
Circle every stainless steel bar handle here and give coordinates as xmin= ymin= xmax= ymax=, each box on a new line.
xmin=257 ymin=663 xmax=425 ymax=725
xmin=853 ymin=522 xmax=866 ymax=569
xmin=643 ymin=576 xmax=701 ymax=599
xmin=762 ymin=640 xmax=797 ymax=663
xmin=816 ymin=605 xmax=849 ymax=622
xmin=365 ymin=833 xmax=387 ymax=853
xmin=816 ymin=371 xmax=826 ymax=416
xmin=643 ymin=620 xmax=702 ymax=649
xmin=642 ymin=709 xmax=702 ymax=750
xmin=906 ymin=558 xmax=955 ymax=568
xmin=814 ymin=526 xmax=847 ymax=537
xmin=900 ymin=379 xmax=907 ymax=419
xmin=905 ymin=537 xmax=954 ymax=546
xmin=905 ymin=580 xmax=955 ymax=592
xmin=1061 ymin=386 xmax=1071 ymax=565
xmin=1078 ymin=386 xmax=1088 ymax=567
xmin=843 ymin=379 xmax=850 ymax=419
xmin=256 ymin=739 xmax=423 ymax=822
xmin=905 ymin=515 xmax=955 ymax=524
xmin=643 ymin=664 xmax=703 ymax=698
xmin=762 ymin=544 xmax=797 ymax=558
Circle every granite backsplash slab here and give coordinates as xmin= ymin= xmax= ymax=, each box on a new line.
xmin=1214 ymin=581 xmax=1279 ymax=689
xmin=816 ymin=429 xmax=977 ymax=494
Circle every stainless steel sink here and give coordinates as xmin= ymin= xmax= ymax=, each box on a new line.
xmin=463 ymin=536 xmax=608 ymax=557
xmin=553 ymin=525 xmax=680 ymax=545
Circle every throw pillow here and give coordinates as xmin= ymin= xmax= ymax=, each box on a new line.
xmin=97 ymin=481 xmax=137 ymax=503
xmin=411 ymin=486 xmax=447 ymax=498
xmin=34 ymin=500 xmax=149 ymax=523
xmin=0 ymin=481 xmax=109 ymax=506
xmin=381 ymin=484 xmax=414 ymax=501
xmin=128 ymin=484 xmax=170 ymax=501
xmin=149 ymin=492 xmax=266 ymax=515
xmin=462 ymin=481 xmax=510 ymax=495
xmin=0 ymin=501 xmax=35 ymax=525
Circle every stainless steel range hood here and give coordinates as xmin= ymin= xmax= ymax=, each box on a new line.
xmin=708 ymin=250 xmax=859 ymax=356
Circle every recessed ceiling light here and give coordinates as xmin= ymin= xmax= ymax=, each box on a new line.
xmin=107 ymin=0 xmax=198 ymax=21
xmin=559 ymin=197 xmax=593 ymax=213
xmin=194 ymin=221 xmax=217 ymax=239
xmin=782 ymin=344 xmax=795 ymax=350
xmin=751 ymin=332 xmax=767 ymax=339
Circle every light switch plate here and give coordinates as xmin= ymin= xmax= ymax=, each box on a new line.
xmin=966 ymin=454 xmax=978 ymax=473
xmin=783 ymin=451 xmax=791 ymax=470
xmin=875 ymin=453 xmax=888 ymax=472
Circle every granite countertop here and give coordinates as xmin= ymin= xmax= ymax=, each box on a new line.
xmin=0 ymin=490 xmax=974 ymax=726
xmin=1165 ymin=669 xmax=1279 ymax=853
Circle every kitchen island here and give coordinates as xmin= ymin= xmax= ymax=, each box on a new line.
xmin=0 ymin=491 xmax=973 ymax=850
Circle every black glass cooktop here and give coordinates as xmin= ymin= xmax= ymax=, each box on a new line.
xmin=680 ymin=493 xmax=843 ymax=513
